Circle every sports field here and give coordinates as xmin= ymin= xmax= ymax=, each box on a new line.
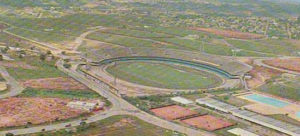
xmin=106 ymin=62 xmax=223 ymax=89
xmin=150 ymin=105 xmax=198 ymax=120
xmin=181 ymin=115 xmax=234 ymax=131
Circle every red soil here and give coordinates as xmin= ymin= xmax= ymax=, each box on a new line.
xmin=264 ymin=58 xmax=300 ymax=73
xmin=247 ymin=65 xmax=282 ymax=88
xmin=0 ymin=97 xmax=86 ymax=128
xmin=190 ymin=27 xmax=265 ymax=39
xmin=181 ymin=115 xmax=234 ymax=131
xmin=150 ymin=105 xmax=197 ymax=120
xmin=0 ymin=61 xmax=36 ymax=69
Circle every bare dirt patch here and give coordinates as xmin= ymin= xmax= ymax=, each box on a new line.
xmin=264 ymin=58 xmax=300 ymax=73
xmin=0 ymin=24 xmax=7 ymax=30
xmin=22 ymin=77 xmax=89 ymax=90
xmin=190 ymin=27 xmax=265 ymax=39
xmin=0 ymin=97 xmax=86 ymax=128
xmin=0 ymin=82 xmax=7 ymax=91
xmin=244 ymin=59 xmax=281 ymax=88
xmin=181 ymin=115 xmax=234 ymax=131
xmin=0 ymin=61 xmax=36 ymax=69
xmin=247 ymin=65 xmax=281 ymax=88
xmin=150 ymin=105 xmax=197 ymax=120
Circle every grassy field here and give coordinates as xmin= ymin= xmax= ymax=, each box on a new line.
xmin=6 ymin=57 xmax=66 ymax=80
xmin=1 ymin=14 xmax=123 ymax=43
xmin=18 ymin=88 xmax=101 ymax=100
xmin=106 ymin=62 xmax=223 ymax=89
xmin=101 ymin=28 xmax=172 ymax=38
xmin=227 ymin=39 xmax=300 ymax=56
xmin=28 ymin=115 xmax=185 ymax=136
xmin=87 ymin=28 xmax=271 ymax=57
xmin=258 ymin=76 xmax=300 ymax=101
xmin=87 ymin=31 xmax=180 ymax=49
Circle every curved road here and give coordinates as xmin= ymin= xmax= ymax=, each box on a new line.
xmin=0 ymin=60 xmax=215 ymax=136
xmin=254 ymin=58 xmax=300 ymax=76
xmin=0 ymin=66 xmax=24 ymax=99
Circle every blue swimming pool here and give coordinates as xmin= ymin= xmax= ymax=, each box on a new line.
xmin=296 ymin=112 xmax=300 ymax=118
xmin=245 ymin=94 xmax=289 ymax=108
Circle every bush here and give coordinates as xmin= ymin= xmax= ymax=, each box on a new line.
xmin=5 ymin=133 xmax=14 ymax=136
xmin=63 ymin=63 xmax=71 ymax=69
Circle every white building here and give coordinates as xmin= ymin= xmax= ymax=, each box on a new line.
xmin=171 ymin=97 xmax=193 ymax=105
xmin=67 ymin=101 xmax=104 ymax=111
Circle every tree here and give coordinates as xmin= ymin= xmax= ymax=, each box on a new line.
xmin=46 ymin=50 xmax=52 ymax=55
xmin=1 ymin=46 xmax=9 ymax=53
xmin=5 ymin=133 xmax=14 ymax=136
xmin=15 ymin=43 xmax=20 ymax=47
xmin=0 ymin=54 xmax=3 ymax=61
xmin=298 ymin=16 xmax=300 ymax=23
xmin=63 ymin=63 xmax=71 ymax=69
xmin=40 ymin=53 xmax=46 ymax=61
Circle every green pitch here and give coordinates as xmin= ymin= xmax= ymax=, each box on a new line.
xmin=106 ymin=62 xmax=223 ymax=89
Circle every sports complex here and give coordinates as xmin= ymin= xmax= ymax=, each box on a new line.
xmin=79 ymin=47 xmax=250 ymax=96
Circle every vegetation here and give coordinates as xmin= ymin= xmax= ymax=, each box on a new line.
xmin=18 ymin=88 xmax=101 ymax=100
xmin=28 ymin=115 xmax=185 ymax=136
xmin=259 ymin=76 xmax=300 ymax=101
xmin=7 ymin=56 xmax=66 ymax=80
xmin=106 ymin=62 xmax=222 ymax=89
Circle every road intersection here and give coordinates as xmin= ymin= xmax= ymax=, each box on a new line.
xmin=0 ymin=60 xmax=215 ymax=136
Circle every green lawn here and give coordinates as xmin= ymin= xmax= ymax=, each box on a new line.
xmin=18 ymin=88 xmax=101 ymax=100
xmin=106 ymin=62 xmax=222 ymax=89
xmin=28 ymin=115 xmax=185 ymax=136
xmin=6 ymin=57 xmax=66 ymax=80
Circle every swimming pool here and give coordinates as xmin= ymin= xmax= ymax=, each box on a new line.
xmin=245 ymin=94 xmax=289 ymax=108
xmin=296 ymin=112 xmax=300 ymax=118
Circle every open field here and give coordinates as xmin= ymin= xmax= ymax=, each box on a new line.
xmin=22 ymin=77 xmax=88 ymax=90
xmin=227 ymin=39 xmax=300 ymax=56
xmin=247 ymin=65 xmax=282 ymax=88
xmin=28 ymin=115 xmax=185 ymax=136
xmin=181 ymin=115 xmax=235 ymax=131
xmin=85 ymin=29 xmax=269 ymax=57
xmin=19 ymin=88 xmax=101 ymax=100
xmin=258 ymin=75 xmax=300 ymax=101
xmin=150 ymin=105 xmax=198 ymax=120
xmin=0 ymin=14 xmax=123 ymax=44
xmin=190 ymin=27 xmax=265 ymax=39
xmin=86 ymin=31 xmax=178 ymax=49
xmin=0 ymin=61 xmax=36 ymax=69
xmin=100 ymin=28 xmax=172 ymax=38
xmin=0 ymin=97 xmax=86 ymax=128
xmin=6 ymin=57 xmax=66 ymax=80
xmin=264 ymin=58 xmax=300 ymax=73
xmin=106 ymin=62 xmax=223 ymax=89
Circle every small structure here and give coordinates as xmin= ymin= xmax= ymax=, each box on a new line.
xmin=227 ymin=128 xmax=259 ymax=136
xmin=171 ymin=97 xmax=193 ymax=105
xmin=67 ymin=101 xmax=104 ymax=111
xmin=0 ymin=82 xmax=7 ymax=91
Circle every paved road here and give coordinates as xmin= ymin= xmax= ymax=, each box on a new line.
xmin=254 ymin=58 xmax=300 ymax=76
xmin=0 ymin=66 xmax=24 ymax=99
xmin=0 ymin=60 xmax=215 ymax=136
